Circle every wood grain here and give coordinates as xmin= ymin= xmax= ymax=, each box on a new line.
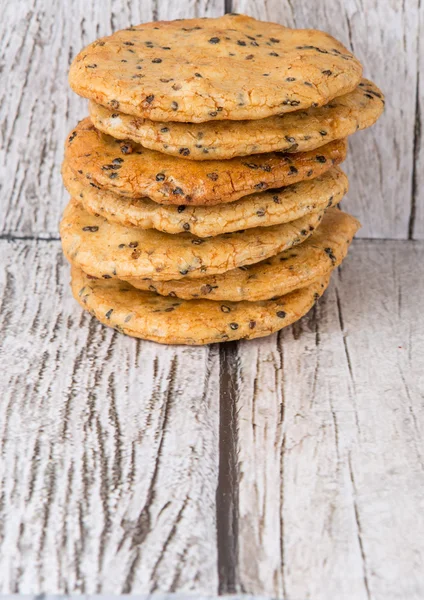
xmin=232 ymin=0 xmax=422 ymax=239
xmin=234 ymin=240 xmax=424 ymax=599
xmin=0 ymin=241 xmax=220 ymax=594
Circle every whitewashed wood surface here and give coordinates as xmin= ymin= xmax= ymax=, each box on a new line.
xmin=0 ymin=239 xmax=423 ymax=598
xmin=1 ymin=1 xmax=424 ymax=599
xmin=0 ymin=0 xmax=422 ymax=239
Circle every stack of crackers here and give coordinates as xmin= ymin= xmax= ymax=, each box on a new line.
xmin=61 ymin=14 xmax=384 ymax=345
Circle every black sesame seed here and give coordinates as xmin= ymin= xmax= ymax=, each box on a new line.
xmin=195 ymin=72 xmax=203 ymax=77
xmin=301 ymin=229 xmax=307 ymax=236
xmin=285 ymin=135 xmax=296 ymax=143
xmin=87 ymin=63 xmax=97 ymax=68
xmin=256 ymin=209 xmax=266 ymax=217
xmin=179 ymin=147 xmax=190 ymax=156
xmin=191 ymin=238 xmax=204 ymax=245
xmin=237 ymin=40 xmax=247 ymax=46
xmin=316 ymin=155 xmax=326 ymax=163
xmin=105 ymin=309 xmax=114 ymax=319
xmin=111 ymin=113 xmax=119 ymax=118
xmin=273 ymin=195 xmax=281 ymax=204
xmin=209 ymin=37 xmax=220 ymax=44
xmin=160 ymin=127 xmax=169 ymax=133
xmin=101 ymin=163 xmax=121 ymax=171
xmin=152 ymin=58 xmax=162 ymax=63
xmin=250 ymin=41 xmax=259 ymax=46
xmin=229 ymin=322 xmax=239 ymax=330
xmin=118 ymin=243 xmax=126 ymax=248
xmin=183 ymin=223 xmax=190 ymax=231
xmin=276 ymin=310 xmax=286 ymax=318
xmin=68 ymin=131 xmax=77 ymax=143
xmin=364 ymin=93 xmax=374 ymax=99
xmin=270 ymin=37 xmax=280 ymax=43
xmin=207 ymin=172 xmax=219 ymax=181
xmin=102 ymin=274 xmax=112 ymax=279
xmin=120 ymin=144 xmax=132 ymax=154
xmin=82 ymin=226 xmax=99 ymax=232
xmin=319 ymin=130 xmax=328 ymax=136
xmin=112 ymin=157 xmax=124 ymax=164
xmin=322 ymin=69 xmax=332 ymax=76
xmin=221 ymin=305 xmax=231 ymax=313
xmin=245 ymin=54 xmax=254 ymax=60
xmin=128 ymin=241 xmax=139 ymax=248
xmin=171 ymin=101 xmax=179 ymax=110
xmin=109 ymin=172 xmax=118 ymax=179
xmin=124 ymin=41 xmax=134 ymax=46
xmin=121 ymin=59 xmax=128 ymax=63
xmin=162 ymin=46 xmax=171 ymax=50
xmin=177 ymin=205 xmax=186 ymax=213
xmin=145 ymin=94 xmax=155 ymax=103
xmin=286 ymin=77 xmax=296 ymax=82
xmin=164 ymin=307 xmax=175 ymax=312
xmin=209 ymin=111 xmax=218 ymax=117
xmin=269 ymin=52 xmax=279 ymax=56
xmin=110 ymin=100 xmax=120 ymax=109
xmin=156 ymin=173 xmax=165 ymax=181
xmin=255 ymin=182 xmax=268 ymax=190
xmin=289 ymin=166 xmax=298 ymax=174
xmin=180 ymin=269 xmax=189 ymax=275
xmin=173 ymin=187 xmax=184 ymax=195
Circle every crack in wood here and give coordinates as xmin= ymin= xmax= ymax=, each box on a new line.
xmin=348 ymin=453 xmax=372 ymax=600
xmin=410 ymin=71 xmax=421 ymax=239
xmin=224 ymin=0 xmax=233 ymax=14
xmin=217 ymin=341 xmax=240 ymax=595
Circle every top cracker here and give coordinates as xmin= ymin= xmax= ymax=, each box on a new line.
xmin=69 ymin=14 xmax=362 ymax=123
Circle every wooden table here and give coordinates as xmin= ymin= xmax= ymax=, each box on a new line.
xmin=1 ymin=1 xmax=423 ymax=599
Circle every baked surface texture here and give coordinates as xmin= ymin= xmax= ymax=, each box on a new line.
xmin=62 ymin=162 xmax=347 ymax=236
xmin=89 ymin=79 xmax=383 ymax=160
xmin=69 ymin=14 xmax=362 ymax=123
xmin=71 ymin=267 xmax=330 ymax=344
xmin=60 ymin=199 xmax=324 ymax=281
xmin=125 ymin=208 xmax=360 ymax=301
xmin=64 ymin=119 xmax=347 ymax=205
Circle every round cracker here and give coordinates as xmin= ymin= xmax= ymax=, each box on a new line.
xmin=125 ymin=208 xmax=360 ymax=301
xmin=71 ymin=267 xmax=330 ymax=345
xmin=62 ymin=162 xmax=347 ymax=236
xmin=65 ymin=119 xmax=347 ymax=205
xmin=69 ymin=14 xmax=362 ymax=123
xmin=60 ymin=199 xmax=324 ymax=281
xmin=90 ymin=80 xmax=384 ymax=160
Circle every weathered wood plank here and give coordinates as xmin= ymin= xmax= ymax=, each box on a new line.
xmin=234 ymin=240 xmax=424 ymax=599
xmin=232 ymin=0 xmax=421 ymax=239
xmin=0 ymin=0 xmax=224 ymax=237
xmin=0 ymin=240 xmax=220 ymax=595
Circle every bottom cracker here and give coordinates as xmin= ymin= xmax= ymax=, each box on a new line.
xmin=71 ymin=268 xmax=330 ymax=345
